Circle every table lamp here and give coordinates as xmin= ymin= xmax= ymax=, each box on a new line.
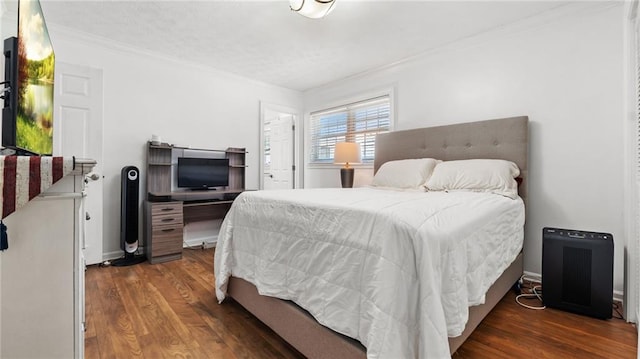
xmin=334 ymin=142 xmax=361 ymax=188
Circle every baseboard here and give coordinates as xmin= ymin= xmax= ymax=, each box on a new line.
xmin=102 ymin=247 xmax=146 ymax=262
xmin=183 ymin=235 xmax=218 ymax=249
xmin=523 ymin=271 xmax=624 ymax=305
xmin=522 ymin=270 xmax=541 ymax=283
xmin=101 ymin=237 xmax=218 ymax=265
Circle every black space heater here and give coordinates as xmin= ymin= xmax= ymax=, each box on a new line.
xmin=112 ymin=166 xmax=146 ymax=266
xmin=542 ymin=227 xmax=613 ymax=319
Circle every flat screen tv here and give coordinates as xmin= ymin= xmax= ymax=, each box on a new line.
xmin=177 ymin=157 xmax=229 ymax=190
xmin=2 ymin=0 xmax=55 ymax=155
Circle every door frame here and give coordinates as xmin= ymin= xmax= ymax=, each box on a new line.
xmin=623 ymin=0 xmax=639 ymax=324
xmin=259 ymin=102 xmax=303 ymax=190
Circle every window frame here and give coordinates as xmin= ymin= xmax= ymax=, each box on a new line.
xmin=306 ymin=88 xmax=395 ymax=169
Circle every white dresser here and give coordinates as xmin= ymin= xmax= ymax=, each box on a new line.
xmin=0 ymin=161 xmax=93 ymax=358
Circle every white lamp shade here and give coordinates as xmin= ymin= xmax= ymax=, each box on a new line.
xmin=334 ymin=142 xmax=362 ymax=165
xmin=290 ymin=0 xmax=336 ymax=19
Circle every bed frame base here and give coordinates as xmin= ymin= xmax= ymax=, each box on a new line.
xmin=228 ymin=253 xmax=523 ymax=358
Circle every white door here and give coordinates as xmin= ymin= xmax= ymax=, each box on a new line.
xmin=264 ymin=115 xmax=294 ymax=190
xmin=54 ymin=62 xmax=104 ymax=265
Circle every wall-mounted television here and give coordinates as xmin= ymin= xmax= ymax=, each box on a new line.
xmin=177 ymin=157 xmax=229 ymax=190
xmin=2 ymin=0 xmax=55 ymax=156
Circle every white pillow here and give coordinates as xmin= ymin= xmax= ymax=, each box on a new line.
xmin=371 ymin=158 xmax=440 ymax=189
xmin=425 ymin=159 xmax=520 ymax=199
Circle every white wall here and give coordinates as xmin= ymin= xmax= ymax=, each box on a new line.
xmin=0 ymin=11 xmax=303 ymax=257
xmin=46 ymin=28 xmax=303 ymax=256
xmin=303 ymin=4 xmax=626 ymax=293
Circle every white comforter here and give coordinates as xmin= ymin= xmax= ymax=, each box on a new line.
xmin=214 ymin=188 xmax=524 ymax=358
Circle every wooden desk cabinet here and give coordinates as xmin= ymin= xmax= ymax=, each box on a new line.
xmin=144 ymin=201 xmax=184 ymax=264
xmin=144 ymin=142 xmax=247 ymax=264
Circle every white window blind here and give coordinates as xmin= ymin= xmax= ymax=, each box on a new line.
xmin=309 ymin=95 xmax=391 ymax=164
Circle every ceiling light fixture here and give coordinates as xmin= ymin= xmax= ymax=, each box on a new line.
xmin=290 ymin=0 xmax=336 ymax=19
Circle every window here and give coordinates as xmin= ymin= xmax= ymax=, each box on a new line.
xmin=309 ymin=95 xmax=391 ymax=164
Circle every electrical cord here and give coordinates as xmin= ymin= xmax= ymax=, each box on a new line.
xmin=515 ymin=275 xmax=623 ymax=318
xmin=612 ymin=302 xmax=625 ymax=320
xmin=515 ymin=286 xmax=546 ymax=310
xmin=515 ymin=275 xmax=546 ymax=310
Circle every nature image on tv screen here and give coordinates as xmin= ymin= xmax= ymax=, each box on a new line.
xmin=17 ymin=0 xmax=55 ymax=155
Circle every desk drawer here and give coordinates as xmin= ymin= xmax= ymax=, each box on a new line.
xmin=150 ymin=201 xmax=182 ymax=213
xmin=145 ymin=201 xmax=184 ymax=264
xmin=150 ymin=202 xmax=183 ymax=227
xmin=150 ymin=225 xmax=183 ymax=257
xmin=152 ymin=212 xmax=183 ymax=227
xmin=150 ymin=202 xmax=183 ymax=216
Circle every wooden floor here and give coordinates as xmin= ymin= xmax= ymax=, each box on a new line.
xmin=86 ymin=248 xmax=638 ymax=358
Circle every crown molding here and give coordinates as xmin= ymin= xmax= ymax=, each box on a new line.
xmin=45 ymin=20 xmax=300 ymax=94
xmin=2 ymin=7 xmax=287 ymax=92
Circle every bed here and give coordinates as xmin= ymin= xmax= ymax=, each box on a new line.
xmin=214 ymin=116 xmax=528 ymax=358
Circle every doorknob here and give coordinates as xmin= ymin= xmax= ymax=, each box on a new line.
xmin=84 ymin=172 xmax=100 ymax=183
xmin=86 ymin=212 xmax=91 ymax=221
xmin=264 ymin=173 xmax=273 ymax=178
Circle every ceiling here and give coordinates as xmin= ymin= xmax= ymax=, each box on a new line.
xmin=6 ymin=1 xmax=572 ymax=91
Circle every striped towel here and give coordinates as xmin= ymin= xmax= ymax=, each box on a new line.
xmin=0 ymin=156 xmax=74 ymax=219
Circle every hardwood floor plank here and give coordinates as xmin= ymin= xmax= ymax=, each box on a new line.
xmin=453 ymin=338 xmax=514 ymax=359
xmin=138 ymin=281 xmax=204 ymax=358
xmin=93 ymin=269 xmax=144 ymax=358
xmin=453 ymin=292 xmax=637 ymax=358
xmin=84 ymin=336 xmax=100 ymax=359
xmin=183 ymin=250 xmax=303 ymax=358
xmin=86 ymin=269 xmax=118 ymax=358
xmin=84 ymin=267 xmax=109 ymax=358
xmin=86 ymin=248 xmax=637 ymax=358
xmin=146 ymin=261 xmax=236 ymax=358
xmin=111 ymin=266 xmax=151 ymax=336
xmin=158 ymin=256 xmax=290 ymax=359
xmin=136 ymin=333 xmax=169 ymax=359
xmin=84 ymin=267 xmax=100 ymax=340
xmin=111 ymin=266 xmax=177 ymax=359
xmin=116 ymin=265 xmax=201 ymax=358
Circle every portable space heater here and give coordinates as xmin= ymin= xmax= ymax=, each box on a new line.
xmin=542 ymin=227 xmax=613 ymax=319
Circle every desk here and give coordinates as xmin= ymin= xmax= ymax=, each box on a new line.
xmin=144 ymin=190 xmax=244 ymax=263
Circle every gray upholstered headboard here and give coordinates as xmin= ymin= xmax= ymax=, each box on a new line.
xmin=374 ymin=116 xmax=529 ymax=203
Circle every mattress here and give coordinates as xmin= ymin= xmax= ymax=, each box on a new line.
xmin=214 ymin=187 xmax=524 ymax=358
